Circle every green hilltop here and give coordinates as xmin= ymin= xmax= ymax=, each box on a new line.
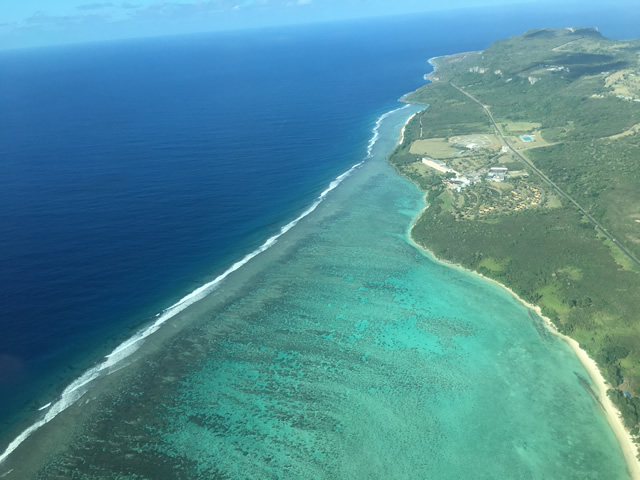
xmin=390 ymin=27 xmax=640 ymax=433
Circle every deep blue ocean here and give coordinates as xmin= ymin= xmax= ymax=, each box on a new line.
xmin=0 ymin=5 xmax=638 ymax=451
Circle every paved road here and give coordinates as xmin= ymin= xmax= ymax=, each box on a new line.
xmin=450 ymin=82 xmax=640 ymax=270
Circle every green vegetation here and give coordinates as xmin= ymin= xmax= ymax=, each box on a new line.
xmin=409 ymin=138 xmax=461 ymax=158
xmin=501 ymin=121 xmax=542 ymax=133
xmin=526 ymin=137 xmax=640 ymax=260
xmin=404 ymin=82 xmax=493 ymax=138
xmin=477 ymin=257 xmax=508 ymax=272
xmin=390 ymin=28 xmax=640 ymax=432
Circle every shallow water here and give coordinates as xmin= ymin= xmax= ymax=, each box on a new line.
xmin=2 ymin=106 xmax=628 ymax=479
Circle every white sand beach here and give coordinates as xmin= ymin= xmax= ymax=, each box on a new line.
xmin=408 ymin=219 xmax=640 ymax=478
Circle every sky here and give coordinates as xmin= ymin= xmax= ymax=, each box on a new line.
xmin=0 ymin=0 xmax=631 ymax=50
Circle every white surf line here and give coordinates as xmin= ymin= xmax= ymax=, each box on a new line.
xmin=0 ymin=103 xmax=410 ymax=467
xmin=366 ymin=104 xmax=410 ymax=158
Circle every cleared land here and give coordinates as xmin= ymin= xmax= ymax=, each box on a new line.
xmin=609 ymin=123 xmax=640 ymax=140
xmin=409 ymin=138 xmax=461 ymax=158
xmin=508 ymin=131 xmax=553 ymax=150
xmin=421 ymin=158 xmax=457 ymax=174
xmin=450 ymin=134 xmax=500 ymax=149
xmin=410 ymin=134 xmax=502 ymax=167
xmin=498 ymin=121 xmax=542 ymax=133
xmin=605 ymin=69 xmax=640 ymax=98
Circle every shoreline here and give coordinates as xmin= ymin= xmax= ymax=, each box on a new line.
xmin=425 ymin=55 xmax=443 ymax=82
xmin=405 ymin=203 xmax=640 ymax=479
xmin=397 ymin=112 xmax=417 ymax=146
xmin=0 ymin=105 xmax=414 ymax=474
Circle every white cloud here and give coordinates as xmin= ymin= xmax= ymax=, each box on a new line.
xmin=77 ymin=2 xmax=114 ymax=10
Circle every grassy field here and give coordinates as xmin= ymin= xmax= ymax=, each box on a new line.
xmin=477 ymin=257 xmax=508 ymax=272
xmin=605 ymin=69 xmax=640 ymax=98
xmin=450 ymin=133 xmax=501 ymax=149
xmin=509 ymin=133 xmax=553 ymax=150
xmin=409 ymin=134 xmax=501 ymax=159
xmin=409 ymin=138 xmax=461 ymax=158
xmin=498 ymin=121 xmax=542 ymax=134
xmin=389 ymin=27 xmax=640 ymax=431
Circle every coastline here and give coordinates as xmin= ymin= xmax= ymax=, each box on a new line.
xmin=0 ymin=105 xmax=420 ymax=475
xmin=427 ymin=55 xmax=440 ymax=70
xmin=423 ymin=51 xmax=483 ymax=83
xmin=397 ymin=112 xmax=417 ymax=146
xmin=405 ymin=204 xmax=640 ymax=479
xmin=395 ymin=36 xmax=640 ymax=477
xmin=426 ymin=56 xmax=439 ymax=79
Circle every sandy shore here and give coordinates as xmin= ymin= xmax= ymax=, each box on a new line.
xmin=478 ymin=271 xmax=640 ymax=479
xmin=406 ymin=206 xmax=640 ymax=479
xmin=397 ymin=113 xmax=416 ymax=146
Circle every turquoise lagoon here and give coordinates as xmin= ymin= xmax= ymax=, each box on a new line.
xmin=4 ymin=107 xmax=629 ymax=479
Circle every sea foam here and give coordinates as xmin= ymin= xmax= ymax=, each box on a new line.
xmin=0 ymin=104 xmax=409 ymax=466
xmin=366 ymin=104 xmax=410 ymax=158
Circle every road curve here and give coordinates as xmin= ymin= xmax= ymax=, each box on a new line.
xmin=450 ymin=82 xmax=640 ymax=269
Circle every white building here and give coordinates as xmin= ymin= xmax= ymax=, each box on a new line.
xmin=487 ymin=167 xmax=508 ymax=182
